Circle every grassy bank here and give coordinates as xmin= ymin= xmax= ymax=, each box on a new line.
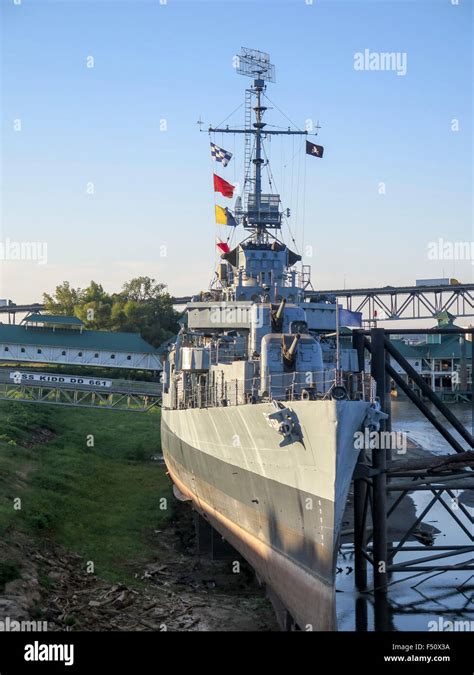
xmin=0 ymin=401 xmax=172 ymax=583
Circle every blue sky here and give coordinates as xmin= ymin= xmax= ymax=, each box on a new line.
xmin=0 ymin=0 xmax=472 ymax=319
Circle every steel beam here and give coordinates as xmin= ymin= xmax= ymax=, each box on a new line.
xmin=384 ymin=337 xmax=473 ymax=448
xmin=370 ymin=328 xmax=388 ymax=590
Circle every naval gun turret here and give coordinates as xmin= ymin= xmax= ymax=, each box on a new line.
xmin=282 ymin=332 xmax=301 ymax=368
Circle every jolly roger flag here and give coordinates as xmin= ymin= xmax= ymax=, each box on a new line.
xmin=306 ymin=140 xmax=324 ymax=158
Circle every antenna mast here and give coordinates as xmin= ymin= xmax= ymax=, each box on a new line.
xmin=208 ymin=48 xmax=308 ymax=242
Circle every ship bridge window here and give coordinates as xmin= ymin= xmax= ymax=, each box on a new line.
xmin=4 ymin=347 xmax=8 ymax=352
xmin=21 ymin=348 xmax=25 ymax=353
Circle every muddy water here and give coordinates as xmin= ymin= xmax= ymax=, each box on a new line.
xmin=336 ymin=400 xmax=473 ymax=632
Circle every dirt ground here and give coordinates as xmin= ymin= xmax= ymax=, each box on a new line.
xmin=0 ymin=501 xmax=278 ymax=632
xmin=2 ymin=437 xmax=467 ymax=632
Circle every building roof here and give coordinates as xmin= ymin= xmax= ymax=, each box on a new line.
xmin=24 ymin=313 xmax=84 ymax=326
xmin=424 ymin=335 xmax=468 ymax=359
xmin=435 ymin=310 xmax=457 ymax=327
xmin=390 ymin=335 xmax=471 ymax=361
xmin=0 ymin=324 xmax=158 ymax=354
xmin=389 ymin=339 xmax=423 ymax=359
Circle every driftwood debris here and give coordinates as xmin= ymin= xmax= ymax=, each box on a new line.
xmin=388 ymin=450 xmax=474 ymax=474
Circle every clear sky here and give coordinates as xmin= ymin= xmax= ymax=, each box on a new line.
xmin=1 ymin=0 xmax=472 ymax=324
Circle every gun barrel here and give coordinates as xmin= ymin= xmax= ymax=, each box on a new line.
xmin=286 ymin=333 xmax=301 ymax=359
xmin=275 ymin=297 xmax=286 ymax=321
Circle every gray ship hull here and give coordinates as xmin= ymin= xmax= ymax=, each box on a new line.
xmin=161 ymin=399 xmax=370 ymax=630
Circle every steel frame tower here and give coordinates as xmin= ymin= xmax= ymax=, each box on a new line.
xmin=208 ymin=48 xmax=308 ymax=241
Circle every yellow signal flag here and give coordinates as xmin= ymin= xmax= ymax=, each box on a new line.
xmin=215 ymin=204 xmax=227 ymax=225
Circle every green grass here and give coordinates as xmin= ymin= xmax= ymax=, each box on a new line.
xmin=0 ymin=401 xmax=172 ymax=583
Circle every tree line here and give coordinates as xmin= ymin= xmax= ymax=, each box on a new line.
xmin=43 ymin=277 xmax=180 ymax=348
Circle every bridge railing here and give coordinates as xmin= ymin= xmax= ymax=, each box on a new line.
xmin=0 ymin=369 xmax=162 ymax=397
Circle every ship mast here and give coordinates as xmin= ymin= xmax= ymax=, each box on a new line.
xmin=208 ymin=48 xmax=308 ymax=244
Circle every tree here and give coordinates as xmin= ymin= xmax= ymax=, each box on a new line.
xmin=43 ymin=282 xmax=84 ymax=316
xmin=42 ymin=277 xmax=180 ymax=348
xmin=122 ymin=277 xmax=166 ymax=302
xmin=74 ymin=281 xmax=113 ymax=329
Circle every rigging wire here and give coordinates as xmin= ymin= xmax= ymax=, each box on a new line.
xmin=233 ymin=132 xmax=236 ymax=183
xmin=302 ymin=137 xmax=308 ymax=275
xmin=214 ymin=101 xmax=245 ymax=130
xmin=280 ymin=134 xmax=285 ymax=207
xmin=243 ymin=135 xmax=257 ymax=198
xmin=261 ymin=142 xmax=300 ymax=255
xmin=208 ymin=130 xmax=220 ymax=280
xmin=285 ymin=139 xmax=305 ymax=168
xmin=295 ymin=138 xmax=302 ymax=249
xmin=263 ymin=93 xmax=305 ymax=132
xmin=290 ymin=135 xmax=294 ymax=231
xmin=281 ymin=214 xmax=300 ymax=254
xmin=264 ymin=123 xmax=298 ymax=130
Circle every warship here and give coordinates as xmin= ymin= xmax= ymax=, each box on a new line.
xmin=161 ymin=49 xmax=387 ymax=630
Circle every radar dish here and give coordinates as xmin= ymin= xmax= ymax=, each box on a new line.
xmin=236 ymin=47 xmax=276 ymax=83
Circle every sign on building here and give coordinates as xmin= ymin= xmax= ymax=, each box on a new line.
xmin=10 ymin=371 xmax=112 ymax=388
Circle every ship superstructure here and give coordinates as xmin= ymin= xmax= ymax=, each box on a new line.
xmin=161 ymin=49 xmax=387 ymax=630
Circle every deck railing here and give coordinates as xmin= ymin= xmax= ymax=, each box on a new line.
xmin=173 ymin=370 xmax=375 ymax=410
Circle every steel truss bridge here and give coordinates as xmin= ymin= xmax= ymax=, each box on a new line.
xmin=174 ymin=284 xmax=474 ymax=321
xmin=0 ymin=370 xmax=161 ymax=412
xmin=3 ymin=283 xmax=474 ymax=322
xmin=306 ymin=283 xmax=474 ymax=321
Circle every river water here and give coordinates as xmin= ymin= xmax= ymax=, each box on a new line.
xmin=336 ymin=400 xmax=473 ymax=631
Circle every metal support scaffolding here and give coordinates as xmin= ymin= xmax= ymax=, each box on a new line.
xmin=370 ymin=329 xmax=389 ymax=591
xmin=351 ymin=327 xmax=473 ymax=594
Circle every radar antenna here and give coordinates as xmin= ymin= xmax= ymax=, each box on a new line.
xmin=236 ymin=47 xmax=276 ymax=83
